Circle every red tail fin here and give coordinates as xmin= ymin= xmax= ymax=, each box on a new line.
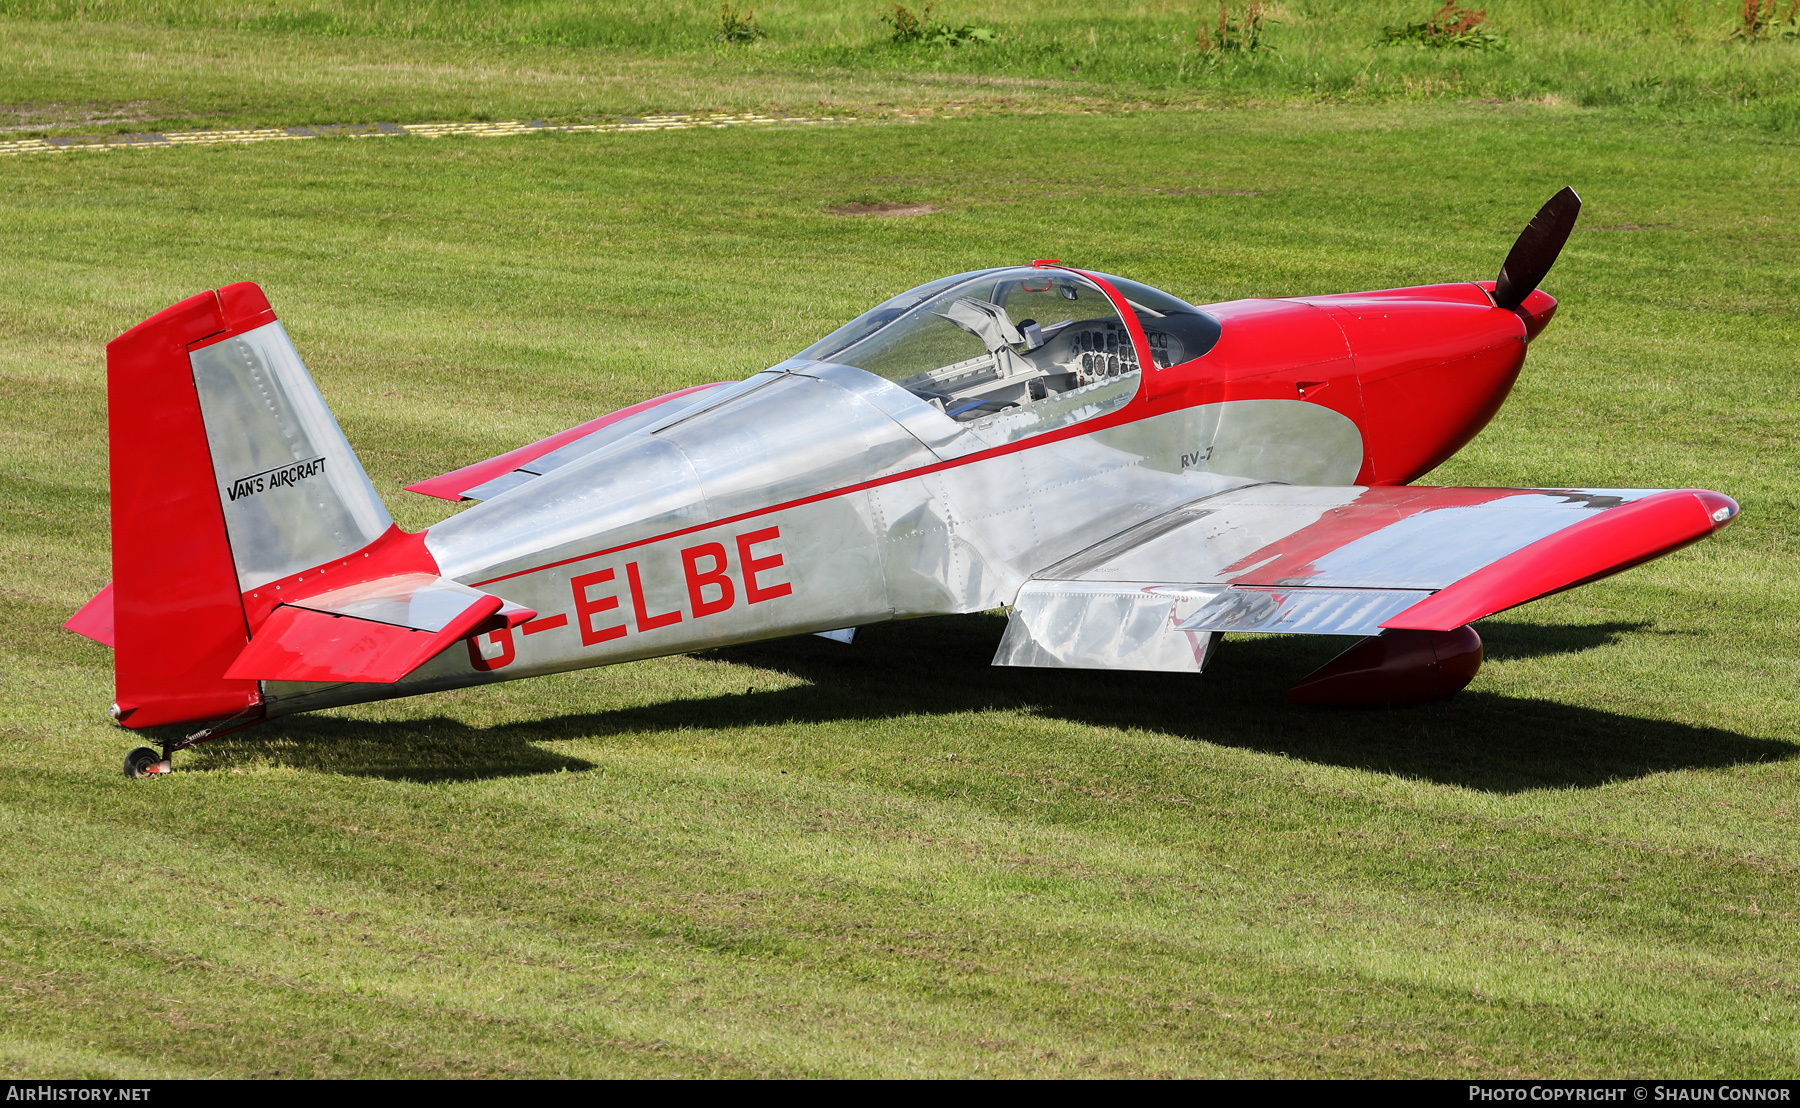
xmin=107 ymin=284 xmax=273 ymax=728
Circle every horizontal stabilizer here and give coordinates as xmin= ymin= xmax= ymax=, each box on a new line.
xmin=283 ymin=572 xmax=532 ymax=632
xmin=225 ymin=573 xmax=534 ymax=684
xmin=64 ymin=583 xmax=116 ymax=647
xmin=404 ymin=382 xmax=730 ymax=502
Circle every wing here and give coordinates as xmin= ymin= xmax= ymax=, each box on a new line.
xmin=404 ymin=382 xmax=732 ymax=502
xmin=996 ymin=483 xmax=1737 ymax=672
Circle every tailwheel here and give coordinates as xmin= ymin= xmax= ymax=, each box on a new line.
xmin=123 ymin=747 xmax=171 ymax=779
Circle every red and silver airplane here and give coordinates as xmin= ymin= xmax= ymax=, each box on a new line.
xmin=65 ymin=187 xmax=1739 ymax=777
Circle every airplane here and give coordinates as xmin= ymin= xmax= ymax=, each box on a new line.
xmin=63 ymin=186 xmax=1740 ymax=778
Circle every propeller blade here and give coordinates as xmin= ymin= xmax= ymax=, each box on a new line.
xmin=1493 ymin=186 xmax=1582 ymax=311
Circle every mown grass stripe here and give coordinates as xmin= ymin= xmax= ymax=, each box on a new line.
xmin=0 ymin=112 xmax=844 ymax=157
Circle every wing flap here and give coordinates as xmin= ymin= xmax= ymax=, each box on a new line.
xmin=995 ymin=583 xmax=1220 ymax=672
xmin=995 ymin=580 xmax=1436 ymax=672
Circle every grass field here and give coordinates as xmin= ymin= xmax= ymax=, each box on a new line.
xmin=3 ymin=0 xmax=1800 ymax=1080
xmin=3 ymin=1 xmax=1799 ymax=134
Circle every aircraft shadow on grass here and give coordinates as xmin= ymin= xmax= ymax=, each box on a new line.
xmin=189 ymin=712 xmax=599 ymax=783
xmin=1474 ymin=619 xmax=1653 ymax=662
xmin=194 ymin=613 xmax=1791 ymax=793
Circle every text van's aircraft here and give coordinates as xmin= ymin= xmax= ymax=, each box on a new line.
xmin=65 ymin=188 xmax=1739 ymax=777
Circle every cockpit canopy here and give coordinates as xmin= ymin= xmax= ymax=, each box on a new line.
xmin=795 ymin=267 xmax=1220 ymax=431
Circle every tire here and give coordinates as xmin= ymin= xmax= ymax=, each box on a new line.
xmin=123 ymin=747 xmax=161 ymax=779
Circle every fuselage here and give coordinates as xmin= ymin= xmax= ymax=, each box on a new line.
xmin=260 ymin=274 xmax=1557 ymax=719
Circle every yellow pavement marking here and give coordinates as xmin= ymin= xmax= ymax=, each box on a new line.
xmin=0 ymin=112 xmax=843 ymax=157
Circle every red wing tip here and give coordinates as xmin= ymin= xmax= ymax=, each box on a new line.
xmin=1691 ymin=490 xmax=1739 ymax=529
xmin=403 ymin=479 xmax=470 ymax=502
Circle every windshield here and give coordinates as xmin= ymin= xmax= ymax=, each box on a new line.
xmin=1086 ymin=272 xmax=1223 ymax=368
xmin=798 ymin=266 xmax=1144 ymax=426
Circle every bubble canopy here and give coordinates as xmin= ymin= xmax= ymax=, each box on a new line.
xmin=793 ymin=267 xmax=1221 ymax=432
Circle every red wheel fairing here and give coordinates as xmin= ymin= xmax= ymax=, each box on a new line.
xmin=1286 ymin=626 xmax=1483 ymax=707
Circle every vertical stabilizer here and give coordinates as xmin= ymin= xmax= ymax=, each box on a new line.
xmin=106 ymin=282 xmax=395 ymax=729
xmin=189 ymin=318 xmax=392 ymax=590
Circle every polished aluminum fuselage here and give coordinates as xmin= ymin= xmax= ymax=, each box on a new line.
xmin=261 ymin=347 xmax=1367 ymax=717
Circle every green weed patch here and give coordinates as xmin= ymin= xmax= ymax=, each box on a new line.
xmin=1 ymin=2 xmax=1799 ymax=136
